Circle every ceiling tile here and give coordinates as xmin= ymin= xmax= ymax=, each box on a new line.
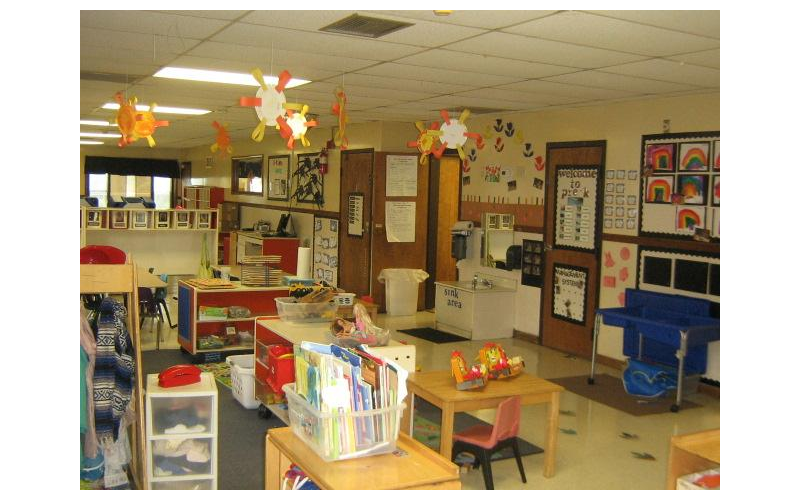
xmin=443 ymin=31 xmax=649 ymax=69
xmin=543 ymin=70 xmax=702 ymax=94
xmin=212 ymin=22 xmax=424 ymax=61
xmin=585 ymin=10 xmax=720 ymax=39
xmin=503 ymin=11 xmax=719 ymax=57
xmin=497 ymin=80 xmax=641 ymax=101
xmin=396 ymin=49 xmax=575 ymax=79
xmin=367 ymin=10 xmax=559 ymax=29
xmin=186 ymin=41 xmax=379 ymax=72
xmin=151 ymin=10 xmax=250 ymax=21
xmin=664 ymin=49 xmax=720 ymax=69
xmin=601 ymin=59 xmax=720 ymax=88
xmin=357 ymin=62 xmax=524 ymax=87
xmin=167 ymin=55 xmax=341 ymax=82
xmin=321 ymin=73 xmax=476 ymax=94
xmin=453 ymin=88 xmax=554 ymax=105
xmin=80 ymin=10 xmax=231 ymax=39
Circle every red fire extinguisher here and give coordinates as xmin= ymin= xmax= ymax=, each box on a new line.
xmin=319 ymin=147 xmax=328 ymax=175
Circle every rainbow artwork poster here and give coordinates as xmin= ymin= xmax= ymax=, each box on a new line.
xmin=675 ymin=206 xmax=705 ymax=233
xmin=646 ymin=143 xmax=675 ymax=171
xmin=712 ymin=175 xmax=720 ymax=205
xmin=645 ymin=176 xmax=673 ymax=203
xmin=676 ymin=175 xmax=706 ymax=205
xmin=712 ymin=140 xmax=720 ymax=171
xmin=678 ymin=142 xmax=710 ymax=171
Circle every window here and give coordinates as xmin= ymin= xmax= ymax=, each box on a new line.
xmin=231 ymin=155 xmax=264 ymax=195
xmin=86 ymin=174 xmax=172 ymax=208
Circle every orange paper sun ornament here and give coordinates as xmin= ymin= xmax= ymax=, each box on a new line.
xmin=133 ymin=102 xmax=169 ymax=148
xmin=331 ymin=86 xmax=349 ymax=150
xmin=239 ymin=68 xmax=296 ymax=142
xmin=210 ymin=121 xmax=233 ymax=156
xmin=114 ymin=92 xmax=138 ymax=147
xmin=407 ymin=121 xmax=443 ymax=165
xmin=434 ymin=109 xmax=483 ymax=160
xmin=282 ymin=104 xmax=318 ymax=150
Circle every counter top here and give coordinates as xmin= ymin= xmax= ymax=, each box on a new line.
xmin=257 ymin=318 xmax=408 ymax=348
xmin=435 ymin=280 xmax=516 ymax=293
xmin=236 ymin=230 xmax=298 ymax=241
xmin=179 ymin=279 xmax=289 ymax=292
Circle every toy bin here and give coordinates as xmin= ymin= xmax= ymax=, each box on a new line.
xmin=283 ymin=382 xmax=406 ymax=461
xmin=266 ymin=345 xmax=295 ymax=397
xmin=274 ymin=297 xmax=338 ymax=323
xmin=227 ymin=354 xmax=258 ymax=410
xmin=334 ymin=293 xmax=356 ymax=306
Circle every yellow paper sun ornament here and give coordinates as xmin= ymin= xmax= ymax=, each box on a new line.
xmin=210 ymin=121 xmax=233 ymax=156
xmin=239 ymin=68 xmax=297 ymax=142
xmin=406 ymin=121 xmax=443 ymax=165
xmin=331 ymin=86 xmax=349 ymax=150
xmin=283 ymin=104 xmax=318 ymax=150
xmin=435 ymin=108 xmax=483 ymax=160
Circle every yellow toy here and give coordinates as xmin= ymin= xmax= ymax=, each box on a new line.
xmin=450 ymin=350 xmax=487 ymax=390
xmin=478 ymin=342 xmax=524 ymax=380
xmin=407 ymin=121 xmax=443 ymax=165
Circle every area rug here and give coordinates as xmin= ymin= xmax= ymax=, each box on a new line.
xmin=195 ymin=361 xmax=232 ymax=389
xmin=397 ymin=327 xmax=467 ymax=344
xmin=548 ymin=374 xmax=700 ymax=416
xmin=412 ymin=397 xmax=543 ymax=460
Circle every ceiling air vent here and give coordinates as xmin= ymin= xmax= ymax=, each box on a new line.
xmin=320 ymin=14 xmax=414 ymax=38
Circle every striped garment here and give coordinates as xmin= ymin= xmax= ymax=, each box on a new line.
xmin=93 ymin=297 xmax=135 ymax=443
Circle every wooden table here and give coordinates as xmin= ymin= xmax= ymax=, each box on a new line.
xmin=666 ymin=428 xmax=720 ymax=489
xmin=265 ymin=427 xmax=460 ymax=490
xmin=136 ymin=267 xmax=169 ymax=289
xmin=399 ymin=370 xmax=564 ymax=478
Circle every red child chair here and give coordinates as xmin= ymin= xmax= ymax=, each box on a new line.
xmin=450 ymin=395 xmax=527 ymax=490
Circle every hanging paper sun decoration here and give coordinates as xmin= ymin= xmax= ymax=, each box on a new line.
xmin=210 ymin=121 xmax=232 ymax=156
xmin=114 ymin=91 xmax=169 ymax=148
xmin=282 ymin=104 xmax=318 ymax=150
xmin=239 ymin=68 xmax=298 ymax=142
xmin=407 ymin=121 xmax=443 ymax=165
xmin=331 ymin=86 xmax=349 ymax=150
xmin=434 ymin=109 xmax=483 ymax=160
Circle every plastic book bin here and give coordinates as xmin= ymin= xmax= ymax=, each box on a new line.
xmin=274 ymin=297 xmax=338 ymax=323
xmin=282 ymin=383 xmax=406 ymax=462
xmin=227 ymin=354 xmax=258 ymax=410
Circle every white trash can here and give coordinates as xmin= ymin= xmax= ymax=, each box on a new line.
xmin=377 ymin=268 xmax=429 ymax=316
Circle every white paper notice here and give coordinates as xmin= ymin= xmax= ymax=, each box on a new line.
xmin=386 ymin=155 xmax=418 ymax=197
xmin=385 ymin=201 xmax=416 ymax=242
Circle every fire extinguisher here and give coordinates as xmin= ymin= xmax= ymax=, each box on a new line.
xmin=319 ymin=147 xmax=328 ymax=175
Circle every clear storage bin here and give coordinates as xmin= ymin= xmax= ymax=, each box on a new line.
xmin=151 ymin=479 xmax=213 ymax=490
xmin=151 ymin=437 xmax=214 ymax=477
xmin=274 ymin=297 xmax=338 ymax=323
xmin=283 ymin=382 xmax=405 ymax=461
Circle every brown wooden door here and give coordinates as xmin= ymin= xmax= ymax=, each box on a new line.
xmin=540 ymin=141 xmax=606 ymax=357
xmin=370 ymin=152 xmax=427 ymax=312
xmin=425 ymin=155 xmax=461 ymax=309
xmin=338 ymin=149 xmax=374 ymax=299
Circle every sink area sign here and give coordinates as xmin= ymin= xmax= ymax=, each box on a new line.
xmin=554 ymin=166 xmax=600 ymax=251
xmin=552 ymin=264 xmax=589 ymax=325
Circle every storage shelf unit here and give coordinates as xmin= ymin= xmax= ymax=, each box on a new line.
xmin=145 ymin=372 xmax=218 ymax=490
xmin=177 ymin=281 xmax=289 ymax=357
xmin=183 ymin=186 xmax=224 ymax=209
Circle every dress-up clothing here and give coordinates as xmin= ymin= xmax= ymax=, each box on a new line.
xmin=80 ymin=305 xmax=99 ymax=458
xmin=93 ymin=297 xmax=135 ymax=444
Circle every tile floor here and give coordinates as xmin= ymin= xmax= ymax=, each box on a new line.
xmin=140 ymin=303 xmax=720 ymax=490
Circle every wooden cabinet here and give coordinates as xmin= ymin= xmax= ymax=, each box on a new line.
xmin=666 ymin=428 xmax=720 ymax=489
xmin=183 ymin=186 xmax=224 ymax=209
xmin=177 ymin=281 xmax=288 ymax=359
xmin=145 ymin=372 xmax=218 ymax=490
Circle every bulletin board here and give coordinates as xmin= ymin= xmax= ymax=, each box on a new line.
xmin=554 ymin=165 xmax=601 ymax=252
xmin=313 ymin=216 xmax=339 ymax=287
xmin=552 ymin=264 xmax=589 ymax=325
xmin=639 ymin=131 xmax=720 ymax=240
xmin=293 ymin=152 xmax=324 ymax=208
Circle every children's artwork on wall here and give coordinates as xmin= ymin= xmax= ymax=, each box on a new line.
xmin=711 ymin=176 xmax=720 ymax=206
xmin=462 ymin=176 xmax=470 ymax=186
xmin=678 ymin=142 xmax=710 ymax=171
xmin=534 ymin=156 xmax=545 ymax=171
xmin=484 ymin=165 xmax=501 ymax=183
xmin=267 ymin=155 xmax=290 ymax=201
xmin=292 ymin=152 xmax=324 ymax=208
xmin=523 ymin=143 xmax=534 ymax=158
xmin=533 ymin=178 xmax=544 ymax=190
xmin=494 ymin=137 xmax=505 ymax=152
xmin=646 ymin=176 xmax=673 ymax=203
xmin=676 ymin=175 xmax=707 ymax=205
xmin=646 ymin=143 xmax=675 ymax=172
xmin=552 ymin=264 xmax=588 ymax=325
xmin=675 ymin=206 xmax=705 ymax=234
xmin=313 ymin=216 xmax=339 ymax=287
xmin=713 ymin=140 xmax=720 ymax=171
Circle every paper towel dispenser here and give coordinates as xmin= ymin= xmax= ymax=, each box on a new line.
xmin=451 ymin=221 xmax=474 ymax=260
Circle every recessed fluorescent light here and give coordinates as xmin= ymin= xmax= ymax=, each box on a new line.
xmin=80 ymin=119 xmax=115 ymax=127
xmin=102 ymin=102 xmax=210 ymax=115
xmin=80 ymin=140 xmax=105 ymax=145
xmin=81 ymin=131 xmax=122 ymax=138
xmin=153 ymin=66 xmax=310 ymax=89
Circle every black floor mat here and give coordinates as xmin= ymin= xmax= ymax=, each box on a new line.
xmin=397 ymin=327 xmax=468 ymax=344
